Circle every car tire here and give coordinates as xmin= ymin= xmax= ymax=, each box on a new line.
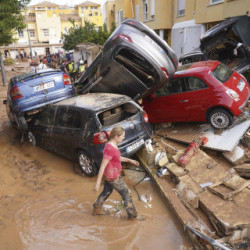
xmin=77 ymin=150 xmax=98 ymax=177
xmin=15 ymin=116 xmax=28 ymax=131
xmin=208 ymin=108 xmax=233 ymax=129
xmin=27 ymin=131 xmax=36 ymax=146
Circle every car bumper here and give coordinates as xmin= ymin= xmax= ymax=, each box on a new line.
xmin=239 ymin=92 xmax=250 ymax=111
xmin=13 ymin=88 xmax=75 ymax=116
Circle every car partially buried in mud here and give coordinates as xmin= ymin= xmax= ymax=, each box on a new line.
xmin=179 ymin=15 xmax=250 ymax=74
xmin=74 ymin=18 xmax=178 ymax=100
xmin=26 ymin=93 xmax=153 ymax=176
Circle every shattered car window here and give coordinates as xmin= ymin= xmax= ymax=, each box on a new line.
xmin=35 ymin=107 xmax=56 ymax=125
xmin=57 ymin=108 xmax=81 ymax=128
xmin=211 ymin=63 xmax=233 ymax=83
xmin=98 ymin=102 xmax=139 ymax=127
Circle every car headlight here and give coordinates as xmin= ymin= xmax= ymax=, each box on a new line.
xmin=226 ymin=89 xmax=239 ymax=100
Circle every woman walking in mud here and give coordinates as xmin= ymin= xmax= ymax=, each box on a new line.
xmin=93 ymin=126 xmax=144 ymax=220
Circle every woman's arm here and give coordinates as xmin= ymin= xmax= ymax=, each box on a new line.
xmin=120 ymin=156 xmax=139 ymax=166
xmin=94 ymin=158 xmax=110 ymax=192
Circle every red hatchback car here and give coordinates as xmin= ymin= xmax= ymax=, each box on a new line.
xmin=142 ymin=61 xmax=250 ymax=129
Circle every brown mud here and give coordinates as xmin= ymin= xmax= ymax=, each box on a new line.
xmin=0 ymin=62 xmax=192 ymax=249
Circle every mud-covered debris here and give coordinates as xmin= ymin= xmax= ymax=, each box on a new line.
xmin=234 ymin=163 xmax=250 ymax=178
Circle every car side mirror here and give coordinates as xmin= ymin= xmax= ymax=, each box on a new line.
xmin=3 ymin=100 xmax=7 ymax=105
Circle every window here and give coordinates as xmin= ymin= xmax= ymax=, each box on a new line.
xmin=36 ymin=107 xmax=56 ymax=125
xmin=18 ymin=30 xmax=24 ymax=38
xmin=29 ymin=29 xmax=35 ymax=37
xmin=185 ymin=77 xmax=208 ymax=91
xmin=119 ymin=10 xmax=123 ymax=23
xmin=143 ymin=0 xmax=148 ymax=21
xmin=210 ymin=0 xmax=224 ymax=4
xmin=95 ymin=12 xmax=98 ymax=16
xmin=211 ymin=64 xmax=233 ymax=83
xmin=43 ymin=29 xmax=49 ymax=36
xmin=81 ymin=6 xmax=88 ymax=10
xmin=177 ymin=0 xmax=185 ymax=16
xmin=150 ymin=0 xmax=155 ymax=19
xmin=29 ymin=13 xmax=35 ymax=16
xmin=48 ymin=7 xmax=56 ymax=10
xmin=57 ymin=108 xmax=81 ymax=128
xmin=154 ymin=78 xmax=184 ymax=97
xmin=36 ymin=7 xmax=46 ymax=10
xmin=91 ymin=6 xmax=97 ymax=10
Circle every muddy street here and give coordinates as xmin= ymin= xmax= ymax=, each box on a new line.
xmin=0 ymin=64 xmax=192 ymax=249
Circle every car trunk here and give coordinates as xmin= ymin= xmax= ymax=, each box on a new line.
xmin=97 ymin=101 xmax=151 ymax=152
xmin=14 ymin=71 xmax=65 ymax=100
xmin=200 ymin=15 xmax=250 ymax=73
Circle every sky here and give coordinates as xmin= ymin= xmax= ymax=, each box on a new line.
xmin=29 ymin=0 xmax=107 ymax=6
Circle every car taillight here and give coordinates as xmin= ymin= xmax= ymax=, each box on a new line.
xmin=92 ymin=131 xmax=111 ymax=144
xmin=144 ymin=113 xmax=149 ymax=123
xmin=161 ymin=67 xmax=169 ymax=80
xmin=113 ymin=34 xmax=133 ymax=43
xmin=10 ymin=86 xmax=23 ymax=100
xmin=63 ymin=73 xmax=71 ymax=85
xmin=226 ymin=89 xmax=239 ymax=101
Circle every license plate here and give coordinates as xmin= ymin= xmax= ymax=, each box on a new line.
xmin=145 ymin=35 xmax=163 ymax=53
xmin=126 ymin=139 xmax=144 ymax=153
xmin=237 ymin=80 xmax=245 ymax=92
xmin=34 ymin=81 xmax=55 ymax=92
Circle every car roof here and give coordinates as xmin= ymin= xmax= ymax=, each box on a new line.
xmin=175 ymin=60 xmax=220 ymax=76
xmin=55 ymin=93 xmax=131 ymax=111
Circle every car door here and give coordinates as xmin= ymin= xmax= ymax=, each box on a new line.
xmin=52 ymin=107 xmax=82 ymax=160
xmin=142 ymin=77 xmax=191 ymax=123
xmin=181 ymin=77 xmax=210 ymax=121
xmin=32 ymin=106 xmax=57 ymax=151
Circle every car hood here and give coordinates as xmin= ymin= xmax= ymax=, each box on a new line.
xmin=200 ymin=15 xmax=250 ymax=52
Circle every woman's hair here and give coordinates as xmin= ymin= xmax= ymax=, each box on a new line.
xmin=109 ymin=126 xmax=125 ymax=140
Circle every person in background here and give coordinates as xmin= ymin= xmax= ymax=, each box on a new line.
xmin=77 ymin=60 xmax=85 ymax=79
xmin=84 ymin=59 xmax=88 ymax=69
xmin=68 ymin=60 xmax=77 ymax=82
xmin=93 ymin=126 xmax=145 ymax=221
xmin=60 ymin=60 xmax=69 ymax=74
xmin=37 ymin=59 xmax=47 ymax=70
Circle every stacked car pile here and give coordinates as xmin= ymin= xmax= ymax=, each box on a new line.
xmin=3 ymin=19 xmax=178 ymax=176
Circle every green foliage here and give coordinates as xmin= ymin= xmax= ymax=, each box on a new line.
xmin=0 ymin=0 xmax=30 ymax=46
xmin=62 ymin=19 xmax=116 ymax=50
xmin=3 ymin=58 xmax=15 ymax=65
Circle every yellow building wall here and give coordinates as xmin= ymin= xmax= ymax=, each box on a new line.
xmin=115 ymin=0 xmax=133 ymax=19
xmin=195 ymin=0 xmax=250 ymax=24
xmin=139 ymin=0 xmax=172 ymax=30
xmin=173 ymin=0 xmax=195 ymax=24
xmin=35 ymin=11 xmax=61 ymax=42
xmin=104 ymin=1 xmax=115 ymax=31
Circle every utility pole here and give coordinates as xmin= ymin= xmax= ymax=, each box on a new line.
xmin=0 ymin=52 xmax=7 ymax=86
xmin=25 ymin=12 xmax=33 ymax=59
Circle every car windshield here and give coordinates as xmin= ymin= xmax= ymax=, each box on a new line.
xmin=211 ymin=63 xmax=233 ymax=83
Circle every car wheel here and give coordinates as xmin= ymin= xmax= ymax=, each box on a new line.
xmin=77 ymin=150 xmax=98 ymax=177
xmin=27 ymin=132 xmax=36 ymax=146
xmin=208 ymin=108 xmax=233 ymax=129
xmin=15 ymin=116 xmax=28 ymax=131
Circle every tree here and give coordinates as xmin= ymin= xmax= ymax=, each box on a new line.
xmin=0 ymin=0 xmax=30 ymax=85
xmin=62 ymin=20 xmax=116 ymax=51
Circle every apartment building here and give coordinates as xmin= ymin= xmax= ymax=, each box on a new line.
xmin=112 ymin=0 xmax=250 ymax=58
xmin=7 ymin=1 xmax=103 ymax=58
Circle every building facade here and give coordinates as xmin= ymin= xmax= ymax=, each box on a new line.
xmin=7 ymin=0 xmax=103 ymax=58
xmin=111 ymin=0 xmax=250 ymax=58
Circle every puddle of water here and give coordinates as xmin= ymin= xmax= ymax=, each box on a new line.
xmin=0 ymin=125 xmax=192 ymax=250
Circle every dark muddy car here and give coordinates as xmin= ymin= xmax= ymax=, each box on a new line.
xmin=75 ymin=18 xmax=178 ymax=101
xmin=27 ymin=93 xmax=152 ymax=176
xmin=179 ymin=15 xmax=250 ymax=74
